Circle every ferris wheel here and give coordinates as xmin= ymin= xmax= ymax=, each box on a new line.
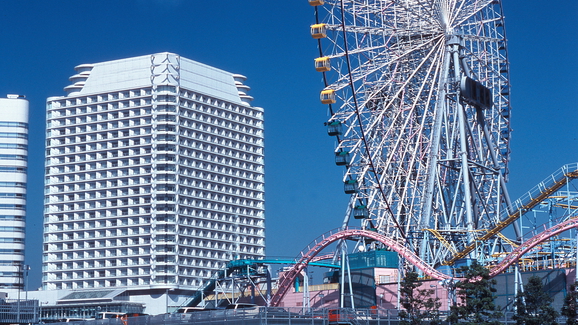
xmin=310 ymin=0 xmax=514 ymax=267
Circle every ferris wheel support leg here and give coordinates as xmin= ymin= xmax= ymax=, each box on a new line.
xmin=452 ymin=43 xmax=476 ymax=245
xmin=419 ymin=42 xmax=453 ymax=264
xmin=499 ymin=174 xmax=520 ymax=237
xmin=475 ymin=107 xmax=521 ymax=239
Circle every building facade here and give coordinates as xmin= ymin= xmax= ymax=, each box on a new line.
xmin=43 ymin=53 xmax=265 ymax=293
xmin=0 ymin=95 xmax=29 ymax=290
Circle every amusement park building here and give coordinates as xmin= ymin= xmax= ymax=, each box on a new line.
xmin=42 ymin=53 xmax=265 ymax=313
xmin=0 ymin=95 xmax=28 ymax=290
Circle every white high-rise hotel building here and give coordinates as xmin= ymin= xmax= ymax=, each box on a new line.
xmin=43 ymin=53 xmax=265 ymax=292
xmin=0 ymin=95 xmax=28 ymax=290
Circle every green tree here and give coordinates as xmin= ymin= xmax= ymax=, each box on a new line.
xmin=398 ymin=271 xmax=442 ymax=325
xmin=561 ymin=281 xmax=578 ymax=325
xmin=446 ymin=261 xmax=503 ymax=325
xmin=513 ymin=275 xmax=558 ymax=325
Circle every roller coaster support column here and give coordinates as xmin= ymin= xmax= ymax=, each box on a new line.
xmin=302 ymin=267 xmax=310 ymax=312
xmin=266 ymin=265 xmax=272 ymax=307
xmin=340 ymin=248 xmax=345 ymax=308
xmin=514 ymin=263 xmax=519 ymax=311
xmin=397 ymin=259 xmax=403 ymax=309
xmin=514 ymin=216 xmax=520 ymax=309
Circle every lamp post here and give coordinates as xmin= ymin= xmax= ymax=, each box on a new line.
xmin=16 ymin=263 xmax=23 ymax=324
xmin=165 ymin=288 xmax=169 ymax=313
xmin=24 ymin=265 xmax=29 ymax=301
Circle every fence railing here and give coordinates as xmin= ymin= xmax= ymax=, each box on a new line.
xmin=43 ymin=307 xmax=572 ymax=325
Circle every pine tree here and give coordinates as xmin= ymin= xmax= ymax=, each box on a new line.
xmin=512 ymin=275 xmax=559 ymax=325
xmin=446 ymin=261 xmax=503 ymax=325
xmin=561 ymin=281 xmax=578 ymax=325
xmin=398 ymin=271 xmax=442 ymax=325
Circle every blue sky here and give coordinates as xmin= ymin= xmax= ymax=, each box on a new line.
xmin=0 ymin=1 xmax=575 ymax=290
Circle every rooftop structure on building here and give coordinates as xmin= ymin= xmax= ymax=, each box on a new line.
xmin=43 ymin=53 xmax=265 ymax=313
xmin=0 ymin=95 xmax=28 ymax=290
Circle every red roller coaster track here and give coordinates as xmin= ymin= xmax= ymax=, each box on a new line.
xmin=270 ymin=219 xmax=578 ymax=307
xmin=489 ymin=216 xmax=578 ymax=277
xmin=270 ymin=228 xmax=452 ymax=307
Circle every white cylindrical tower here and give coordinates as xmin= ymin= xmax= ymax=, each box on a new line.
xmin=0 ymin=95 xmax=29 ymax=290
